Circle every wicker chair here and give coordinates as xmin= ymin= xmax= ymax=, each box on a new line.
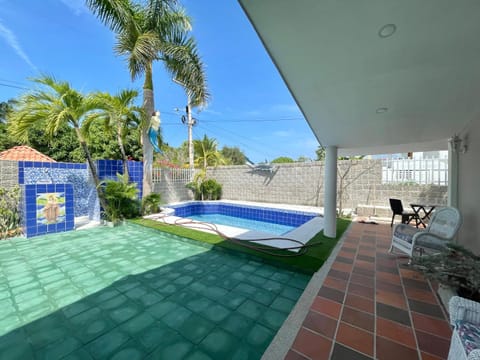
xmin=448 ymin=296 xmax=480 ymax=360
xmin=389 ymin=206 xmax=462 ymax=261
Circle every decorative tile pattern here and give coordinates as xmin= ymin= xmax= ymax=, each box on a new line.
xmin=20 ymin=161 xmax=95 ymax=219
xmin=22 ymin=184 xmax=74 ymax=237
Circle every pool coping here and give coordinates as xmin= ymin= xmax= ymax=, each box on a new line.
xmin=260 ymin=220 xmax=352 ymax=360
xmin=146 ymin=200 xmax=325 ymax=251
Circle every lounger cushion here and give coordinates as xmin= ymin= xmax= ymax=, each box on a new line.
xmin=393 ymin=225 xmax=419 ymax=243
xmin=456 ymin=320 xmax=480 ymax=356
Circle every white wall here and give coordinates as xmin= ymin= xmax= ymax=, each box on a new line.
xmin=458 ymin=119 xmax=480 ymax=253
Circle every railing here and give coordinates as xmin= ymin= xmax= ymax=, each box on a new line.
xmin=382 ymin=158 xmax=448 ymax=185
xmin=152 ymin=168 xmax=196 ymax=183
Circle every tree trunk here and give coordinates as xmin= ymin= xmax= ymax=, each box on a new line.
xmin=74 ymin=127 xmax=108 ymax=211
xmin=117 ymin=126 xmax=130 ymax=180
xmin=142 ymin=62 xmax=154 ymax=198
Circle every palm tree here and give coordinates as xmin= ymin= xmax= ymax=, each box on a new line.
xmin=7 ymin=76 xmax=108 ymax=210
xmin=86 ymin=0 xmax=209 ymax=197
xmin=86 ymin=89 xmax=143 ymax=179
xmin=193 ymin=134 xmax=224 ymax=170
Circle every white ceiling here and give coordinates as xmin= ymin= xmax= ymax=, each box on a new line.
xmin=239 ymin=0 xmax=480 ymax=156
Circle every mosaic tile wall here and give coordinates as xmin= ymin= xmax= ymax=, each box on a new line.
xmin=23 ymin=183 xmax=75 ymax=237
xmin=96 ymin=159 xmax=143 ymax=199
xmin=19 ymin=161 xmax=98 ymax=220
xmin=16 ymin=160 xmax=143 ymax=236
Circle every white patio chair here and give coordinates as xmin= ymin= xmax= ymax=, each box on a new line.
xmin=448 ymin=296 xmax=480 ymax=360
xmin=389 ymin=206 xmax=462 ymax=261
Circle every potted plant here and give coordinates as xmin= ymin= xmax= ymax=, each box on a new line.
xmin=411 ymin=243 xmax=480 ymax=306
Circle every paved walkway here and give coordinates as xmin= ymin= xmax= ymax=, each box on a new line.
xmin=286 ymin=221 xmax=452 ymax=360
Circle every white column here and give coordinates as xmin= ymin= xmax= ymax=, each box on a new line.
xmin=324 ymin=146 xmax=338 ymax=238
xmin=448 ymin=137 xmax=459 ymax=207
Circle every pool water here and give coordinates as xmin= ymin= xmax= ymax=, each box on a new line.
xmin=0 ymin=224 xmax=310 ymax=359
xmin=187 ymin=213 xmax=295 ymax=235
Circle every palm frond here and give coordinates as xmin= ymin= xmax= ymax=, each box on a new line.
xmin=115 ymin=29 xmax=160 ymax=80
xmin=162 ymin=35 xmax=209 ymax=107
xmin=86 ymin=0 xmax=134 ymax=32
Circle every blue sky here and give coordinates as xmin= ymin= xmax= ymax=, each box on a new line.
xmin=0 ymin=0 xmax=319 ymax=163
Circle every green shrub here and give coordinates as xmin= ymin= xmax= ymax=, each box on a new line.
xmin=0 ymin=186 xmax=22 ymax=239
xmin=186 ymin=176 xmax=222 ymax=201
xmin=102 ymin=173 xmax=140 ymax=222
xmin=141 ymin=193 xmax=162 ymax=215
xmin=186 ymin=181 xmax=202 ymax=200
xmin=199 ymin=179 xmax=222 ymax=200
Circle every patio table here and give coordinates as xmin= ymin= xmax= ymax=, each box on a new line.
xmin=410 ymin=203 xmax=440 ymax=228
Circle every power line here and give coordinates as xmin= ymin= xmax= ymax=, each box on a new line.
xmin=0 ymin=78 xmax=28 ymax=86
xmin=195 ymin=122 xmax=277 ymax=160
xmin=200 ymin=118 xmax=303 ymax=123
xmin=158 ymin=109 xmax=304 ymax=123
xmin=0 ymin=82 xmax=29 ymax=90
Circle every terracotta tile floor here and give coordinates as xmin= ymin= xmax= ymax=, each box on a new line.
xmin=287 ymin=221 xmax=452 ymax=360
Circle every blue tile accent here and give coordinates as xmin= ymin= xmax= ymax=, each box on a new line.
xmin=22 ymin=183 xmax=76 ymax=238
xmin=169 ymin=202 xmax=317 ymax=228
xmin=23 ymin=162 xmax=97 ymax=218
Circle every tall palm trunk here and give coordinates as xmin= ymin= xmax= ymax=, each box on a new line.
xmin=74 ymin=127 xmax=108 ymax=211
xmin=142 ymin=62 xmax=154 ymax=197
xmin=116 ymin=126 xmax=130 ymax=180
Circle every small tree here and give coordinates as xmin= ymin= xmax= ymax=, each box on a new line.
xmin=8 ymin=76 xmax=108 ymax=210
xmin=316 ymin=146 xmax=326 ymax=161
xmin=86 ymin=89 xmax=143 ymax=179
xmin=0 ymin=186 xmax=22 ymax=239
xmin=193 ymin=135 xmax=224 ymax=169
xmin=335 ymin=156 xmax=371 ymax=216
xmin=221 ymin=146 xmax=246 ymax=165
xmin=271 ymin=156 xmax=294 ymax=163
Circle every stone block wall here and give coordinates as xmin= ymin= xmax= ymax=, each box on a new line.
xmin=0 ymin=160 xmax=18 ymax=188
xmin=207 ymin=163 xmax=325 ymax=206
xmin=204 ymin=160 xmax=448 ymax=213
xmin=152 ymin=170 xmax=193 ymax=204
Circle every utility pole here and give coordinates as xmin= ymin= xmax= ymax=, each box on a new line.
xmin=173 ymin=78 xmax=197 ymax=169
xmin=184 ymin=96 xmax=195 ymax=169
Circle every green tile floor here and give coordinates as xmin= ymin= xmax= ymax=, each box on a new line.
xmin=0 ymin=224 xmax=310 ymax=359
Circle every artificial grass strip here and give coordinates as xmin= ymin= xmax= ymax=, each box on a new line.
xmin=130 ymin=217 xmax=351 ymax=274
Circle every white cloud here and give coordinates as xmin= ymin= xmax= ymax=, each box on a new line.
xmin=60 ymin=0 xmax=88 ymax=15
xmin=0 ymin=19 xmax=38 ymax=72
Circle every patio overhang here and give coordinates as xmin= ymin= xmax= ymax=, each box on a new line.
xmin=238 ymin=0 xmax=480 ymax=156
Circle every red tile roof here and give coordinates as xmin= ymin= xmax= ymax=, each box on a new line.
xmin=0 ymin=146 xmax=56 ymax=162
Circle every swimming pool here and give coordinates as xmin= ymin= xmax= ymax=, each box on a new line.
xmin=0 ymin=224 xmax=310 ymax=359
xmin=187 ymin=214 xmax=295 ymax=235
xmin=170 ymin=201 xmax=318 ymax=235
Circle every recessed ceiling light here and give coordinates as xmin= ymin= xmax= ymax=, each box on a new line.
xmin=376 ymin=107 xmax=388 ymax=114
xmin=378 ymin=24 xmax=396 ymax=38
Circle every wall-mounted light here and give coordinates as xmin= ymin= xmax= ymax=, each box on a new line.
xmin=449 ymin=134 xmax=468 ymax=153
